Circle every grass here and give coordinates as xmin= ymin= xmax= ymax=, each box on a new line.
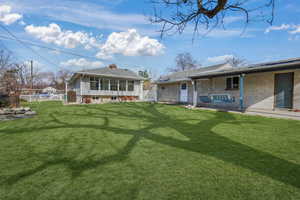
xmin=0 ymin=101 xmax=300 ymax=200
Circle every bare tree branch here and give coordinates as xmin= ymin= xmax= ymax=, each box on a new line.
xmin=149 ymin=0 xmax=275 ymax=38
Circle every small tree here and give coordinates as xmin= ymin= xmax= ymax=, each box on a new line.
xmin=138 ymin=70 xmax=150 ymax=79
xmin=169 ymin=52 xmax=200 ymax=72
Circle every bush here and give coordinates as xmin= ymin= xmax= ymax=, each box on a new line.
xmin=20 ymin=98 xmax=27 ymax=103
xmin=0 ymin=95 xmax=10 ymax=108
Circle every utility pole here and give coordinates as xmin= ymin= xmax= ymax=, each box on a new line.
xmin=30 ymin=60 xmax=33 ymax=90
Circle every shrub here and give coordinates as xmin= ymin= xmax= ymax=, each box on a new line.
xmin=0 ymin=95 xmax=10 ymax=108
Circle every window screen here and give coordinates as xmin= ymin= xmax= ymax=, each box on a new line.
xmin=90 ymin=77 xmax=99 ymax=90
xmin=128 ymin=80 xmax=134 ymax=91
xmin=119 ymin=80 xmax=126 ymax=91
xmin=110 ymin=80 xmax=118 ymax=91
xmin=100 ymin=79 xmax=109 ymax=90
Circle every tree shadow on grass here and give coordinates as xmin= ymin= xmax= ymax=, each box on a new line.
xmin=1 ymin=103 xmax=300 ymax=189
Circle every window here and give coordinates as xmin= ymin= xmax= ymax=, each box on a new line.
xmin=90 ymin=77 xmax=99 ymax=90
xmin=100 ymin=79 xmax=109 ymax=90
xmin=119 ymin=80 xmax=126 ymax=91
xmin=92 ymin=96 xmax=99 ymax=100
xmin=226 ymin=77 xmax=239 ymax=90
xmin=110 ymin=79 xmax=118 ymax=91
xmin=128 ymin=80 xmax=134 ymax=91
xmin=181 ymin=83 xmax=187 ymax=90
xmin=232 ymin=77 xmax=239 ymax=89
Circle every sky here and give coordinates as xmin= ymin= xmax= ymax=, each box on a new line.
xmin=0 ymin=0 xmax=300 ymax=77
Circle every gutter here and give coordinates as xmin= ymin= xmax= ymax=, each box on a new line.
xmin=190 ymin=62 xmax=300 ymax=79
xmin=155 ymin=78 xmax=192 ymax=85
xmin=68 ymin=72 xmax=145 ymax=85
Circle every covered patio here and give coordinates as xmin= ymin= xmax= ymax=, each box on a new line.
xmin=190 ymin=59 xmax=300 ymax=113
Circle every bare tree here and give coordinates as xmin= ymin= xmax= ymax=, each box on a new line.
xmin=0 ymin=50 xmax=21 ymax=107
xmin=15 ymin=63 xmax=31 ymax=87
xmin=169 ymin=52 xmax=200 ymax=72
xmin=150 ymin=0 xmax=275 ymax=37
xmin=225 ymin=56 xmax=247 ymax=67
xmin=55 ymin=69 xmax=72 ymax=90
xmin=0 ymin=50 xmax=12 ymax=70
xmin=0 ymin=50 xmax=14 ymax=95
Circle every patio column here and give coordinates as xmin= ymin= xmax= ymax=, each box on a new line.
xmin=239 ymin=74 xmax=245 ymax=110
xmin=192 ymin=80 xmax=198 ymax=107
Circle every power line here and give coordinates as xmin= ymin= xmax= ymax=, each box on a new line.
xmin=0 ymin=34 xmax=104 ymax=61
xmin=0 ymin=24 xmax=61 ymax=68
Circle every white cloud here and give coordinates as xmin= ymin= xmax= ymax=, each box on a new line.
xmin=61 ymin=58 xmax=103 ymax=68
xmin=222 ymin=16 xmax=243 ymax=24
xmin=18 ymin=20 xmax=26 ymax=26
xmin=6 ymin=0 xmax=151 ymax=32
xmin=0 ymin=5 xmax=22 ymax=25
xmin=207 ymin=55 xmax=234 ymax=63
xmin=265 ymin=24 xmax=291 ymax=33
xmin=25 ymin=23 xmax=102 ymax=49
xmin=289 ymin=25 xmax=300 ymax=34
xmin=96 ymin=29 xmax=164 ymax=59
xmin=265 ymin=24 xmax=300 ymax=35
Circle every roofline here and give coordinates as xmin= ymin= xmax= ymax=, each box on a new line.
xmin=68 ymin=72 xmax=145 ymax=83
xmin=155 ymin=63 xmax=231 ymax=84
xmin=191 ymin=61 xmax=300 ymax=79
xmin=155 ymin=78 xmax=191 ymax=84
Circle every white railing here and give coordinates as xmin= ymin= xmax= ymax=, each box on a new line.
xmin=82 ymin=90 xmax=140 ymax=97
xmin=20 ymin=94 xmax=65 ymax=102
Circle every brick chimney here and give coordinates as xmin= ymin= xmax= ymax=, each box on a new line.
xmin=108 ymin=64 xmax=117 ymax=69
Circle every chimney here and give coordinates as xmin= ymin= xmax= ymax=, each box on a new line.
xmin=108 ymin=64 xmax=117 ymax=69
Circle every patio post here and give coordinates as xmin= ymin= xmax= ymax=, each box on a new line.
xmin=239 ymin=74 xmax=245 ymax=110
xmin=192 ymin=80 xmax=198 ymax=107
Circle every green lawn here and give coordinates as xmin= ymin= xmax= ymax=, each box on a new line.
xmin=0 ymin=102 xmax=300 ymax=200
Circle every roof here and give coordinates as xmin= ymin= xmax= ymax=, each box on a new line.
xmin=156 ymin=63 xmax=233 ymax=84
xmin=69 ymin=67 xmax=145 ymax=82
xmin=191 ymin=57 xmax=300 ymax=79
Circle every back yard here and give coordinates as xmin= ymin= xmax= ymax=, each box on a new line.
xmin=0 ymin=102 xmax=300 ymax=200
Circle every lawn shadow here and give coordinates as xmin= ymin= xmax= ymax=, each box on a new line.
xmin=1 ymin=103 xmax=300 ymax=189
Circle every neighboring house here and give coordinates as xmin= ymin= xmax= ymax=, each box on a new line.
xmin=156 ymin=58 xmax=300 ymax=111
xmin=68 ymin=64 xmax=145 ymax=103
xmin=42 ymin=87 xmax=57 ymax=94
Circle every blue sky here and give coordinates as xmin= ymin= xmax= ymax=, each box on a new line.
xmin=0 ymin=0 xmax=300 ymax=77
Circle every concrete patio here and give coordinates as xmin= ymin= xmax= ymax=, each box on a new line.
xmin=191 ymin=106 xmax=300 ymax=120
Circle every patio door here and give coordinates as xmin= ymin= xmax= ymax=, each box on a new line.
xmin=180 ymin=83 xmax=188 ymax=103
xmin=275 ymin=72 xmax=294 ymax=109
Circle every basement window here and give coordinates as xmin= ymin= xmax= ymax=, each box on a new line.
xmin=226 ymin=77 xmax=239 ymax=90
